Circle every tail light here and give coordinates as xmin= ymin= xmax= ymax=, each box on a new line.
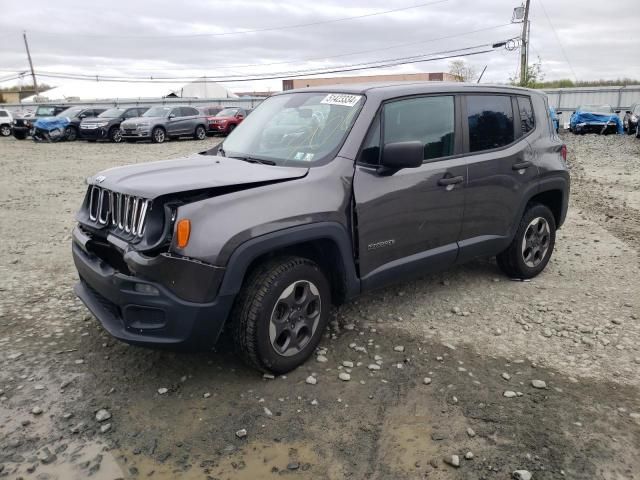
xmin=561 ymin=144 xmax=567 ymax=162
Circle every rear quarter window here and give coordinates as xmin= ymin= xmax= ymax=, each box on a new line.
xmin=517 ymin=96 xmax=535 ymax=134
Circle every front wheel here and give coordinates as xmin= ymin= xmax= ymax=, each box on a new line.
xmin=13 ymin=131 xmax=27 ymax=140
xmin=109 ymin=126 xmax=123 ymax=143
xmin=65 ymin=126 xmax=78 ymax=141
xmin=497 ymin=203 xmax=556 ymax=279
xmin=151 ymin=127 xmax=166 ymax=143
xmin=231 ymin=257 xmax=331 ymax=374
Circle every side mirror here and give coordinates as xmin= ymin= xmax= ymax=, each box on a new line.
xmin=168 ymin=113 xmax=175 ymax=119
xmin=614 ymin=110 xmax=620 ymax=114
xmin=556 ymin=111 xmax=563 ymax=115
xmin=625 ymin=110 xmax=631 ymax=114
xmin=237 ymin=114 xmax=244 ymax=119
xmin=379 ymin=141 xmax=423 ymax=173
xmin=79 ymin=114 xmax=86 ymax=119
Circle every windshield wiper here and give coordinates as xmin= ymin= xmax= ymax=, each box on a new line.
xmin=232 ymin=156 xmax=276 ymax=166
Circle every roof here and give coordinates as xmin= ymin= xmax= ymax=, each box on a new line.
xmin=278 ymin=81 xmax=541 ymax=99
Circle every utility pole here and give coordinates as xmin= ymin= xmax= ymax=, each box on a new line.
xmin=22 ymin=31 xmax=39 ymax=97
xmin=519 ymin=0 xmax=531 ymax=86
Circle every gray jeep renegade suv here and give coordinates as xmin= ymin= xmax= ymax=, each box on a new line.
xmin=72 ymin=83 xmax=569 ymax=373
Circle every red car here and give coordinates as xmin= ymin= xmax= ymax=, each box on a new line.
xmin=206 ymin=107 xmax=249 ymax=135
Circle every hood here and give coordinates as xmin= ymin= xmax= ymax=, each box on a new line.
xmin=88 ymin=153 xmax=308 ymax=199
xmin=121 ymin=117 xmax=164 ymax=127
xmin=211 ymin=116 xmax=235 ymax=121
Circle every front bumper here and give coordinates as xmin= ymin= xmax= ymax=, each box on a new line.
xmin=72 ymin=226 xmax=234 ymax=347
xmin=80 ymin=126 xmax=109 ymax=140
xmin=121 ymin=128 xmax=151 ymax=139
xmin=207 ymin=123 xmax=229 ymax=133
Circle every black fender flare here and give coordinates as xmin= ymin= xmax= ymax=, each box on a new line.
xmin=217 ymin=222 xmax=360 ymax=299
xmin=513 ymin=175 xmax=570 ymax=237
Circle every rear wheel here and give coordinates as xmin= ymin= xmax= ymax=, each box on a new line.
xmin=109 ymin=126 xmax=123 ymax=143
xmin=497 ymin=203 xmax=556 ymax=279
xmin=0 ymin=124 xmax=11 ymax=137
xmin=636 ymin=124 xmax=640 ymax=139
xmin=231 ymin=257 xmax=331 ymax=374
xmin=151 ymin=127 xmax=166 ymax=143
xmin=194 ymin=125 xmax=206 ymax=140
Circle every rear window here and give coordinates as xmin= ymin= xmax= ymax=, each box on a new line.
xmin=517 ymin=97 xmax=535 ymax=134
xmin=466 ymin=95 xmax=515 ymax=152
xmin=0 ymin=111 xmax=8 ymax=117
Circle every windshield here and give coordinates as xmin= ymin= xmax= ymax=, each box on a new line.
xmin=580 ymin=104 xmax=613 ymax=114
xmin=143 ymin=106 xmax=172 ymax=117
xmin=57 ymin=106 xmax=84 ymax=117
xmin=98 ymin=108 xmax=124 ymax=118
xmin=221 ymin=92 xmax=364 ymax=166
xmin=36 ymin=106 xmax=59 ymax=116
xmin=216 ymin=108 xmax=239 ymax=117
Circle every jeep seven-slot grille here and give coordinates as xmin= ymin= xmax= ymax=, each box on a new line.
xmin=88 ymin=186 xmax=151 ymax=238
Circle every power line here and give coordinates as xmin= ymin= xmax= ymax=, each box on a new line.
xmin=30 ymin=46 xmax=501 ymax=84
xmin=536 ymin=0 xmax=577 ymax=81
xmin=28 ymin=41 xmax=502 ymax=84
xmin=14 ymin=1 xmax=449 ymax=39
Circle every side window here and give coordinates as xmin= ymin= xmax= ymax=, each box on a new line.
xmin=383 ymin=96 xmax=455 ymax=161
xmin=123 ymin=109 xmax=136 ymax=118
xmin=359 ymin=115 xmax=381 ymax=165
xmin=634 ymin=105 xmax=640 ymax=115
xmin=466 ymin=95 xmax=514 ymax=152
xmin=517 ymin=96 xmax=535 ymax=134
xmin=170 ymin=108 xmax=182 ymax=117
xmin=185 ymin=107 xmax=198 ymax=116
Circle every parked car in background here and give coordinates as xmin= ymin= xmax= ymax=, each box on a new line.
xmin=199 ymin=105 xmax=224 ymax=134
xmin=569 ymin=104 xmax=622 ymax=135
xmin=120 ymin=105 xmax=207 ymax=143
xmin=623 ymin=103 xmax=640 ymax=135
xmin=80 ymin=107 xmax=149 ymax=143
xmin=12 ymin=105 xmax=68 ymax=140
xmin=72 ymin=84 xmax=569 ymax=373
xmin=549 ymin=106 xmax=560 ymax=133
xmin=0 ymin=108 xmax=13 ymax=137
xmin=207 ymin=107 xmax=248 ymax=135
xmin=57 ymin=107 xmax=107 ymax=141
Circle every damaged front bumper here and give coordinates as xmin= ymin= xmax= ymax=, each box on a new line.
xmin=71 ymin=226 xmax=234 ymax=347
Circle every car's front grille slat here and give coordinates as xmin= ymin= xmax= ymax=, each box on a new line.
xmin=87 ymin=186 xmax=150 ymax=239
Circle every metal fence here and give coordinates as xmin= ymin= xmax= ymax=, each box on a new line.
xmin=0 ymin=97 xmax=266 ymax=114
xmin=542 ymin=85 xmax=640 ymax=114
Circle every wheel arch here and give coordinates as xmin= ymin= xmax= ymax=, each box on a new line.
xmin=218 ymin=222 xmax=360 ymax=305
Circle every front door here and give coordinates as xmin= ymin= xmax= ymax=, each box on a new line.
xmin=353 ymin=95 xmax=466 ymax=290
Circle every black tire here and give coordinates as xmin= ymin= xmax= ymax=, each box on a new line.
xmin=231 ymin=256 xmax=331 ymax=374
xmin=13 ymin=131 xmax=27 ymax=140
xmin=125 ymin=139 xmax=136 ymax=143
xmin=194 ymin=125 xmax=206 ymax=140
xmin=636 ymin=124 xmax=640 ymax=139
xmin=109 ymin=126 xmax=123 ymax=143
xmin=151 ymin=127 xmax=166 ymax=143
xmin=227 ymin=124 xmax=235 ymax=135
xmin=0 ymin=124 xmax=11 ymax=137
xmin=496 ymin=203 xmax=556 ymax=280
xmin=65 ymin=126 xmax=78 ymax=141
xmin=87 ymin=140 xmax=97 ymax=143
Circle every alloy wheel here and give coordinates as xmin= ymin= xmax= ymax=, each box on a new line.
xmin=154 ymin=129 xmax=165 ymax=143
xmin=0 ymin=125 xmax=11 ymax=136
xmin=269 ymin=280 xmax=321 ymax=357
xmin=521 ymin=217 xmax=551 ymax=268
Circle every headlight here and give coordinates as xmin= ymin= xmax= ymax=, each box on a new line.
xmin=632 ymin=115 xmax=638 ymax=122
xmin=96 ymin=121 xmax=109 ymax=127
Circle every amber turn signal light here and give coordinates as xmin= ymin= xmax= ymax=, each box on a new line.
xmin=176 ymin=219 xmax=191 ymax=248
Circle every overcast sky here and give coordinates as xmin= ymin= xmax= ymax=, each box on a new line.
xmin=1 ymin=0 xmax=638 ymax=98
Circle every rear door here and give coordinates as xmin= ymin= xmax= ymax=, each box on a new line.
xmin=182 ymin=106 xmax=200 ymax=134
xmin=166 ymin=107 xmax=184 ymax=136
xmin=458 ymin=94 xmax=539 ymax=262
xmin=353 ymin=94 xmax=466 ymax=289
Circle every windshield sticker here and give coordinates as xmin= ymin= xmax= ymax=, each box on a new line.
xmin=294 ymin=152 xmax=305 ymax=160
xmin=303 ymin=153 xmax=315 ymax=161
xmin=320 ymin=93 xmax=362 ymax=107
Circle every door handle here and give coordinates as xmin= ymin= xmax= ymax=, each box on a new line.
xmin=512 ymin=161 xmax=532 ymax=170
xmin=437 ymin=175 xmax=464 ymax=186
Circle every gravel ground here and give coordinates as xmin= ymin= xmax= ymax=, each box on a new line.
xmin=0 ymin=133 xmax=638 ymax=480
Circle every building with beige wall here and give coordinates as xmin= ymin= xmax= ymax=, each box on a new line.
xmin=282 ymin=72 xmax=459 ymax=90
